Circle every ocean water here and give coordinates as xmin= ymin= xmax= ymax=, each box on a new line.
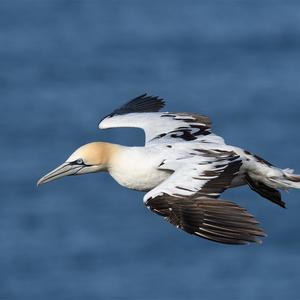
xmin=1 ymin=1 xmax=300 ymax=299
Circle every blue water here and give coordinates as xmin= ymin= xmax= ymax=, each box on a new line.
xmin=1 ymin=1 xmax=300 ymax=299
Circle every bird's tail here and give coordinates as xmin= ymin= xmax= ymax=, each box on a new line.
xmin=274 ymin=168 xmax=300 ymax=189
xmin=246 ymin=165 xmax=300 ymax=208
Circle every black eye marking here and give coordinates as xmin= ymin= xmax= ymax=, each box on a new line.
xmin=69 ymin=158 xmax=92 ymax=166
xmin=76 ymin=159 xmax=84 ymax=165
xmin=69 ymin=159 xmax=85 ymax=165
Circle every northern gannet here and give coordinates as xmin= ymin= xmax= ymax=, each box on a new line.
xmin=37 ymin=94 xmax=300 ymax=245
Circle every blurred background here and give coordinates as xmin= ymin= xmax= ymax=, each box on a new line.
xmin=1 ymin=1 xmax=300 ymax=299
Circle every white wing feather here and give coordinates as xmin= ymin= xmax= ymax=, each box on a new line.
xmin=99 ymin=112 xmax=184 ymax=143
xmin=100 ymin=112 xmax=225 ymax=145
xmin=144 ymin=151 xmax=242 ymax=202
xmin=99 ymin=94 xmax=225 ymax=144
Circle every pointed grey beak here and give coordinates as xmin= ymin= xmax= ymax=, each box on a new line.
xmin=37 ymin=162 xmax=83 ymax=186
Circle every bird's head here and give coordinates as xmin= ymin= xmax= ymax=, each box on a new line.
xmin=37 ymin=142 xmax=116 ymax=186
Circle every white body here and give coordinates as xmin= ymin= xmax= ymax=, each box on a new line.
xmin=107 ymin=141 xmax=292 ymax=193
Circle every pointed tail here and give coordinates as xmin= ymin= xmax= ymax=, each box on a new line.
xmin=246 ymin=168 xmax=300 ymax=209
xmin=250 ymin=166 xmax=300 ymax=191
xmin=281 ymin=169 xmax=300 ymax=189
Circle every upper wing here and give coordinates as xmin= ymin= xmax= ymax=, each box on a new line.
xmin=146 ymin=150 xmax=242 ymax=200
xmin=99 ymin=94 xmax=224 ymax=145
xmin=143 ymin=151 xmax=266 ymax=244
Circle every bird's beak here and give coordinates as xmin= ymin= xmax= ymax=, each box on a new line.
xmin=37 ymin=162 xmax=83 ymax=186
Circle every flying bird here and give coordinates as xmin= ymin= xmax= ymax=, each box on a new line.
xmin=37 ymin=94 xmax=300 ymax=245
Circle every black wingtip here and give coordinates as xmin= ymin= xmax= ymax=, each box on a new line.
xmin=107 ymin=93 xmax=165 ymax=117
xmin=146 ymin=194 xmax=266 ymax=245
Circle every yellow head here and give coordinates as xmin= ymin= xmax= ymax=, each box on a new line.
xmin=37 ymin=142 xmax=118 ymax=186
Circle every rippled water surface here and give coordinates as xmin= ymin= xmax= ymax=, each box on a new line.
xmin=1 ymin=1 xmax=300 ymax=299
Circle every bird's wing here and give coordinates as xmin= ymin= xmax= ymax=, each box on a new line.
xmin=144 ymin=196 xmax=265 ymax=245
xmin=146 ymin=150 xmax=242 ymax=200
xmin=99 ymin=94 xmax=224 ymax=145
xmin=143 ymin=152 xmax=265 ymax=244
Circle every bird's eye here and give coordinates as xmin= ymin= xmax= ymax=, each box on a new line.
xmin=76 ymin=159 xmax=84 ymax=165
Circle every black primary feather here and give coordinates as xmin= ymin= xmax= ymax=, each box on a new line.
xmin=145 ymin=194 xmax=266 ymax=245
xmin=107 ymin=94 xmax=165 ymax=117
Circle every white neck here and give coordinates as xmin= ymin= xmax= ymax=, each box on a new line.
xmin=107 ymin=145 xmax=170 ymax=191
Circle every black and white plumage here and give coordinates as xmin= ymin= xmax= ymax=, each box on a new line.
xmin=99 ymin=94 xmax=300 ymax=244
xmin=38 ymin=94 xmax=300 ymax=245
